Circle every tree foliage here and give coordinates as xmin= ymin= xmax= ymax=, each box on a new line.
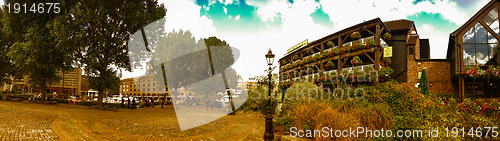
xmin=55 ymin=0 xmax=167 ymax=106
xmin=0 ymin=9 xmax=16 ymax=86
xmin=4 ymin=0 xmax=74 ymax=99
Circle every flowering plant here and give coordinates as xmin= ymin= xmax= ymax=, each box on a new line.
xmin=351 ymin=56 xmax=362 ymax=66
xmin=350 ymin=32 xmax=362 ymax=39
xmin=307 ymin=48 xmax=314 ymax=55
xmin=382 ymin=32 xmax=392 ymax=41
xmin=462 ymin=66 xmax=487 ymax=79
xmin=282 ymin=60 xmax=288 ymax=65
xmin=364 ymin=39 xmax=376 ymax=47
xmin=325 ymin=61 xmax=335 ymax=69
xmin=302 ymin=56 xmax=310 ymax=64
xmin=382 ymin=57 xmax=392 ymax=66
xmin=486 ymin=66 xmax=500 ymax=79
xmin=327 ymin=41 xmax=335 ymax=47
xmin=293 ymin=54 xmax=300 ymax=61
xmin=329 ymin=49 xmax=338 ymax=57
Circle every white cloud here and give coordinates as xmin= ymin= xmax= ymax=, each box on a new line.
xmin=421 ymin=24 xmax=434 ymax=32
xmin=235 ymin=15 xmax=240 ymax=21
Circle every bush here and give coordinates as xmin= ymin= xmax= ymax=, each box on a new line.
xmin=282 ymin=82 xmax=322 ymax=115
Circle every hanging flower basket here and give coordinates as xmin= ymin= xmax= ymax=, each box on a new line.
xmin=339 ymin=47 xmax=346 ymax=55
xmin=327 ymin=41 xmax=335 ymax=47
xmin=329 ymin=49 xmax=338 ymax=57
xmin=382 ymin=32 xmax=392 ymax=41
xmin=351 ymin=56 xmax=362 ymax=66
xmin=365 ymin=39 xmax=376 ymax=47
xmin=307 ymin=48 xmax=314 ymax=55
xmin=382 ymin=57 xmax=392 ymax=66
xmin=293 ymin=54 xmax=299 ymax=61
xmin=350 ymin=32 xmax=362 ymax=40
xmin=325 ymin=61 xmax=335 ymax=69
xmin=282 ymin=60 xmax=288 ymax=65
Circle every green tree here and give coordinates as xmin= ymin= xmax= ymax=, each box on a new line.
xmin=0 ymin=9 xmax=15 ymax=87
xmin=57 ymin=0 xmax=167 ymax=106
xmin=4 ymin=0 xmax=74 ymax=100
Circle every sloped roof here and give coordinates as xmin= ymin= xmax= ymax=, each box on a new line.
xmin=407 ymin=35 xmax=419 ymax=45
xmin=384 ymin=19 xmax=414 ymax=31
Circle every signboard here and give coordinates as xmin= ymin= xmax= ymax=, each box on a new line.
xmin=383 ymin=46 xmax=393 ymax=57
xmin=287 ymin=39 xmax=308 ymax=54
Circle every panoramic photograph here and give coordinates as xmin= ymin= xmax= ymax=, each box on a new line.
xmin=0 ymin=0 xmax=499 ymax=140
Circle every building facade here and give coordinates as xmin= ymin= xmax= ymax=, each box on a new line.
xmin=0 ymin=68 xmax=89 ymax=95
xmin=278 ymin=18 xmax=457 ymax=94
xmin=119 ymin=62 xmax=168 ymax=98
xmin=448 ymin=0 xmax=500 ymax=101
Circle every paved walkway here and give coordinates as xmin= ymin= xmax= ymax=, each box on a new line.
xmin=0 ymin=101 xmax=271 ymax=141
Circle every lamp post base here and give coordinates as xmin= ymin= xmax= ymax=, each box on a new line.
xmin=264 ymin=114 xmax=274 ymax=141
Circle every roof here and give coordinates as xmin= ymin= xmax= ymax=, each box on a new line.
xmin=448 ymin=0 xmax=500 ymax=59
xmin=281 ymin=18 xmax=390 ymax=59
xmin=407 ymin=35 xmax=419 ymax=45
xmin=383 ymin=19 xmax=414 ymax=31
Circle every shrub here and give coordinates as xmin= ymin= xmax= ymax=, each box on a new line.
xmin=282 ymin=82 xmax=322 ymax=115
xmin=314 ymin=106 xmax=361 ymax=141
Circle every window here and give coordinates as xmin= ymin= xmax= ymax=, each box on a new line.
xmin=462 ymin=17 xmax=499 ymax=66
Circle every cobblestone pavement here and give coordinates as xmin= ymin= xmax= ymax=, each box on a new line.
xmin=0 ymin=101 xmax=271 ymax=141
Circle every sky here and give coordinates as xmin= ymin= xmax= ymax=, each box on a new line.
xmin=148 ymin=0 xmax=491 ymax=80
xmin=0 ymin=0 xmax=492 ymax=80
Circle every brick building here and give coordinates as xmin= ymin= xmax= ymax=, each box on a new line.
xmin=278 ymin=18 xmax=457 ymax=94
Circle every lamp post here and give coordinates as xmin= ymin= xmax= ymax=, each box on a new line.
xmin=264 ymin=48 xmax=275 ymax=141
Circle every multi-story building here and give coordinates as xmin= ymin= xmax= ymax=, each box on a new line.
xmin=278 ymin=18 xmax=455 ymax=94
xmin=0 ymin=68 xmax=89 ymax=96
xmin=119 ymin=62 xmax=168 ymax=98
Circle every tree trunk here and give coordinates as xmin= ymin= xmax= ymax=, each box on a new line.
xmin=97 ymin=89 xmax=104 ymax=107
xmin=41 ymin=84 xmax=46 ymax=102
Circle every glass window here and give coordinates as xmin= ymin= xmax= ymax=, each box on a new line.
xmin=463 ymin=44 xmax=476 ymax=66
xmin=488 ymin=31 xmax=499 ymax=44
xmin=476 ymin=44 xmax=489 ymax=66
xmin=490 ymin=44 xmax=498 ymax=61
xmin=463 ymin=26 xmax=475 ymax=43
xmin=482 ymin=6 xmax=499 ymax=25
xmin=476 ymin=23 xmax=488 ymax=43
xmin=490 ymin=20 xmax=500 ymax=37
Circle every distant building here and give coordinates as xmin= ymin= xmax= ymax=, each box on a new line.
xmin=119 ymin=62 xmax=168 ymax=98
xmin=0 ymin=68 xmax=89 ymax=96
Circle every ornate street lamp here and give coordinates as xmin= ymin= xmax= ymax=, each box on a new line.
xmin=264 ymin=48 xmax=275 ymax=141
